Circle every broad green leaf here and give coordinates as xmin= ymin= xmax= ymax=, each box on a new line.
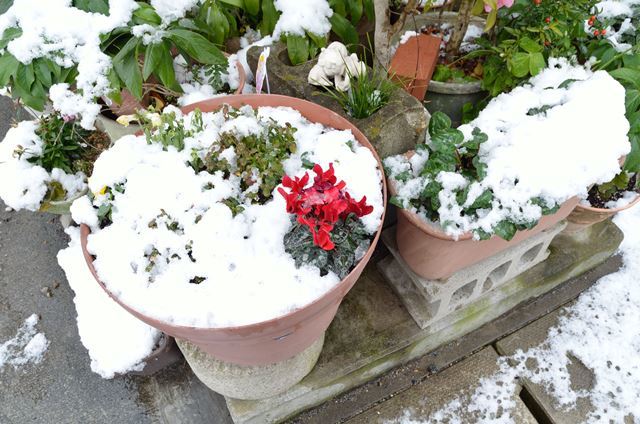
xmin=73 ymin=0 xmax=109 ymax=14
xmin=133 ymin=3 xmax=162 ymax=25
xmin=259 ymin=0 xmax=279 ymax=35
xmin=0 ymin=53 xmax=19 ymax=87
xmin=156 ymin=41 xmax=180 ymax=91
xmin=509 ymin=52 xmax=530 ymax=78
xmin=114 ymin=47 xmax=143 ymax=99
xmin=142 ymin=42 xmax=163 ymax=81
xmin=363 ymin=0 xmax=374 ymax=21
xmin=286 ymin=34 xmax=309 ymax=65
xmin=329 ymin=13 xmax=358 ymax=48
xmin=167 ymin=29 xmax=226 ymax=65
xmin=219 ymin=0 xmax=244 ymax=8
xmin=622 ymin=54 xmax=640 ymax=69
xmin=347 ymin=0 xmax=363 ymax=24
xmin=626 ymin=89 xmax=640 ymax=116
xmin=244 ymin=0 xmax=260 ymax=15
xmin=0 ymin=27 xmax=22 ymax=50
xmin=624 ymin=132 xmax=640 ymax=173
xmin=0 ymin=0 xmax=13 ymax=14
xmin=15 ymin=63 xmax=34 ymax=91
xmin=519 ymin=37 xmax=542 ymax=53
xmin=610 ymin=68 xmax=640 ymax=89
xmin=34 ymin=60 xmax=52 ymax=87
xmin=528 ymin=52 xmax=545 ymax=76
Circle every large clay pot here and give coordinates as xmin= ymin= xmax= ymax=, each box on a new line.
xmin=80 ymin=94 xmax=387 ymax=366
xmin=390 ymin=177 xmax=579 ymax=280
xmin=566 ymin=194 xmax=640 ymax=232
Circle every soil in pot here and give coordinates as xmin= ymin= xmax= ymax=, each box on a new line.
xmin=586 ymin=174 xmax=639 ymax=209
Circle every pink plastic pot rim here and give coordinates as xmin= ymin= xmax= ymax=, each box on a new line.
xmin=81 ymin=94 xmax=387 ymax=336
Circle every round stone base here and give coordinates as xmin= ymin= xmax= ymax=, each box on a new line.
xmin=177 ymin=333 xmax=325 ymax=400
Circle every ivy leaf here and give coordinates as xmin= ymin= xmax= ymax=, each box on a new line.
xmin=428 ymin=111 xmax=452 ymax=135
xmin=493 ymin=220 xmax=517 ymax=241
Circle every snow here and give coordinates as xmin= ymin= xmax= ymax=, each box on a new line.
xmin=605 ymin=191 xmax=638 ymax=209
xmin=237 ymin=30 xmax=274 ymax=84
xmin=0 ymin=120 xmax=87 ymax=211
xmin=392 ymin=202 xmax=640 ymax=424
xmin=386 ymin=59 xmax=630 ymax=239
xmin=0 ymin=0 xmax=139 ymax=129
xmin=150 ymin=0 xmax=198 ymax=24
xmin=596 ymin=0 xmax=640 ymax=18
xmin=72 ymin=105 xmax=384 ymax=328
xmin=0 ymin=314 xmax=49 ymax=372
xmin=272 ymin=0 xmax=333 ymax=39
xmin=593 ymin=0 xmax=640 ymax=52
xmin=399 ymin=31 xmax=419 ymax=45
xmin=57 ymin=227 xmax=161 ymax=379
xmin=174 ymin=54 xmax=242 ymax=106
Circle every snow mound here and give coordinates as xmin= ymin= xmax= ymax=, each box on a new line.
xmin=0 ymin=314 xmax=49 ymax=371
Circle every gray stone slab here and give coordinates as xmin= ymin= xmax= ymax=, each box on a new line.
xmin=346 ymin=347 xmax=536 ymax=424
xmin=496 ymin=307 xmax=596 ymax=423
xmin=225 ymin=219 xmax=622 ymax=424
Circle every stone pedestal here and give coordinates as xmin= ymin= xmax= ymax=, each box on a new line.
xmin=379 ymin=222 xmax=566 ymax=329
xmin=177 ymin=334 xmax=324 ymax=401
xmin=247 ymin=43 xmax=429 ymax=158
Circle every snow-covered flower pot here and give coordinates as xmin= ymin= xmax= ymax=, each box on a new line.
xmin=386 ymin=60 xmax=631 ymax=280
xmin=566 ymin=194 xmax=640 ymax=232
xmin=77 ymin=94 xmax=386 ymax=370
xmin=0 ymin=116 xmax=110 ymax=215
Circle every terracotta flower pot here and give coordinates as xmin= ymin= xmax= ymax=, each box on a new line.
xmin=106 ymin=56 xmax=247 ymax=117
xmin=566 ymin=194 xmax=640 ymax=231
xmin=389 ymin=177 xmax=579 ymax=280
xmin=80 ymin=94 xmax=387 ymax=366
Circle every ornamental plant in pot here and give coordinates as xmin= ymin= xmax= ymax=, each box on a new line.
xmin=566 ymin=2 xmax=640 ymax=230
xmin=384 ymin=60 xmax=630 ymax=280
xmin=0 ymin=111 xmax=110 ymax=215
xmin=73 ymin=94 xmax=386 ymax=398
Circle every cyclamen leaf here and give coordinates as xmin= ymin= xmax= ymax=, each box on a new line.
xmin=428 ymin=111 xmax=452 ymax=135
xmin=493 ymin=220 xmax=517 ymax=241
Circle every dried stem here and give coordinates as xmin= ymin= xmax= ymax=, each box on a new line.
xmin=444 ymin=0 xmax=474 ymax=63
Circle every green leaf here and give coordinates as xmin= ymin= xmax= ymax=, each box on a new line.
xmin=73 ymin=0 xmax=109 ymax=14
xmin=493 ymin=220 xmax=517 ymax=241
xmin=389 ymin=196 xmax=404 ymax=208
xmin=528 ymin=52 xmax=545 ymax=76
xmin=428 ymin=111 xmax=452 ymax=135
xmin=0 ymin=53 xmax=19 ymax=87
xmin=0 ymin=26 xmax=22 ymax=50
xmin=244 ymin=0 xmax=260 ymax=15
xmin=259 ymin=0 xmax=279 ymax=35
xmin=509 ymin=52 xmax=530 ymax=78
xmin=0 ymin=0 xmax=13 ymax=14
xmin=626 ymin=89 xmax=640 ymax=117
xmin=363 ymin=0 xmax=374 ymax=21
xmin=155 ymin=41 xmax=180 ymax=91
xmin=469 ymin=189 xmax=493 ymax=209
xmin=329 ymin=13 xmax=358 ymax=47
xmin=133 ymin=3 xmax=162 ymax=25
xmin=610 ymin=68 xmax=640 ymax=89
xmin=15 ymin=63 xmax=34 ymax=91
xmin=347 ymin=0 xmax=363 ymax=24
xmin=167 ymin=29 xmax=226 ymax=65
xmin=113 ymin=39 xmax=143 ymax=99
xmin=34 ymin=59 xmax=52 ymax=87
xmin=143 ymin=42 xmax=163 ymax=81
xmin=519 ymin=37 xmax=543 ymax=53
xmin=286 ymin=34 xmax=309 ymax=65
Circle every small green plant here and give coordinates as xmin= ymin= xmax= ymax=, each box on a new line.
xmin=388 ymin=111 xmax=559 ymax=240
xmin=29 ymin=113 xmax=109 ymax=175
xmin=472 ymin=0 xmax=597 ymax=96
xmin=324 ymin=66 xmax=395 ymax=119
xmin=284 ymin=217 xmax=370 ymax=279
xmin=204 ymin=118 xmax=297 ymax=206
xmin=136 ymin=108 xmax=204 ymax=151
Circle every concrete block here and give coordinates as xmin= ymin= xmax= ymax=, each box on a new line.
xmin=380 ymin=221 xmax=566 ymax=329
xmin=177 ymin=334 xmax=324 ymax=401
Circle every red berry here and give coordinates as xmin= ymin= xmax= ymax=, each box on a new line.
xmin=594 ymin=30 xmax=600 ymax=36
xmin=534 ymin=0 xmax=541 ymax=4
xmin=545 ymin=17 xmax=551 ymax=23
xmin=591 ymin=15 xmax=596 ymax=20
xmin=601 ymin=29 xmax=607 ymax=35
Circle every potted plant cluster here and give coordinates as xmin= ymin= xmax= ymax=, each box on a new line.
xmin=385 ymin=60 xmax=631 ymax=279
xmin=567 ymin=0 xmax=640 ymax=229
xmin=0 ymin=112 xmax=109 ymax=214
xmin=72 ymin=94 xmax=385 ymax=397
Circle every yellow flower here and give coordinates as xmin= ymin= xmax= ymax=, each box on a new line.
xmin=116 ymin=115 xmax=135 ymax=127
xmin=94 ymin=186 xmax=107 ymax=196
